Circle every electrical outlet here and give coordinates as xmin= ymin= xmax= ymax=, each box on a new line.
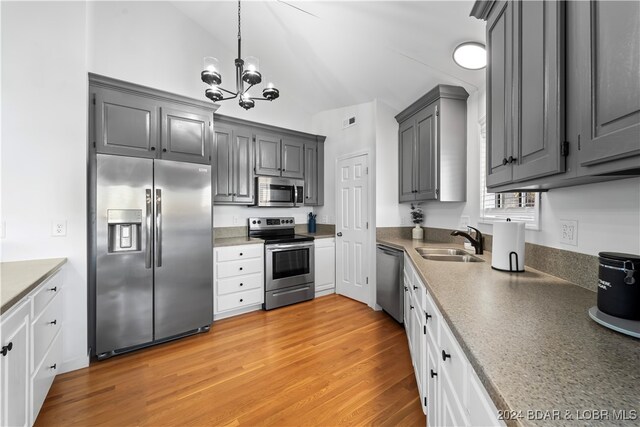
xmin=559 ymin=219 xmax=578 ymax=246
xmin=321 ymin=215 xmax=328 ymax=224
xmin=401 ymin=216 xmax=408 ymax=226
xmin=233 ymin=216 xmax=239 ymax=225
xmin=51 ymin=220 xmax=67 ymax=237
xmin=459 ymin=215 xmax=470 ymax=230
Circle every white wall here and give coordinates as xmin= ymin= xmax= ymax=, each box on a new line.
xmin=1 ymin=1 xmax=89 ymax=371
xmin=87 ymin=1 xmax=314 ymax=133
xmin=311 ymin=100 xmax=377 ymax=225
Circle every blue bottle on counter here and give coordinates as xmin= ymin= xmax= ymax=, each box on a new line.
xmin=307 ymin=212 xmax=317 ymax=233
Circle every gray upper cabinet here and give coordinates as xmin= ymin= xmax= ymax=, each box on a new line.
xmin=483 ymin=0 xmax=565 ymax=188
xmin=93 ymin=87 xmax=159 ymax=158
xmin=212 ymin=125 xmax=233 ymax=203
xmin=303 ymin=139 xmax=325 ymax=206
xmin=255 ymin=134 xmax=281 ymax=176
xmin=281 ymin=139 xmax=305 ymax=179
xmin=396 ymin=85 xmax=468 ymax=203
xmin=90 ymin=74 xmax=216 ymax=164
xmin=473 ymin=0 xmax=640 ymax=191
xmin=161 ymin=106 xmax=211 ymax=164
xmin=212 ymin=123 xmax=254 ymax=204
xmin=577 ymin=0 xmax=640 ymax=168
xmin=486 ymin=0 xmax=513 ymax=187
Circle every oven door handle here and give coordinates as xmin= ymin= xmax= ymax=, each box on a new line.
xmin=266 ymin=243 xmax=314 ymax=251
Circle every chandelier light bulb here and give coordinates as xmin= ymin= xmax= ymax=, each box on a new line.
xmin=201 ymin=56 xmax=222 ymax=86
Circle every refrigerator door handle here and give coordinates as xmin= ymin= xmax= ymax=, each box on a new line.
xmin=156 ymin=188 xmax=162 ymax=267
xmin=145 ymin=189 xmax=153 ymax=269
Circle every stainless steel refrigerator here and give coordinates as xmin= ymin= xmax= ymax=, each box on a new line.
xmin=95 ymin=154 xmax=212 ymax=359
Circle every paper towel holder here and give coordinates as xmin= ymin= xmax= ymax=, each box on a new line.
xmin=490 ymin=218 xmax=526 ymax=273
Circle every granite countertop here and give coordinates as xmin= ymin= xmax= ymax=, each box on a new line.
xmin=377 ymin=237 xmax=640 ymax=427
xmin=1 ymin=258 xmax=67 ymax=315
xmin=214 ymin=236 xmax=264 ymax=247
xmin=297 ymin=232 xmax=335 ymax=239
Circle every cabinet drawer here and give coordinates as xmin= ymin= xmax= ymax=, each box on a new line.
xmin=439 ymin=319 xmax=468 ymax=401
xmin=216 ymin=258 xmax=263 ymax=279
xmin=217 ymin=273 xmax=263 ymax=296
xmin=32 ymin=289 xmax=63 ymax=372
xmin=216 ymin=245 xmax=263 ymax=262
xmin=31 ymin=270 xmax=63 ymax=316
xmin=31 ymin=330 xmax=62 ymax=424
xmin=216 ymin=288 xmax=263 ymax=312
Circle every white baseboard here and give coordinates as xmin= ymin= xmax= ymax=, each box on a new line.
xmin=315 ymin=288 xmax=335 ymax=298
xmin=61 ymin=354 xmax=89 ymax=374
xmin=214 ymin=304 xmax=262 ymax=321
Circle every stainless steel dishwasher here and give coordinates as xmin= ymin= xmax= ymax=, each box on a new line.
xmin=376 ymin=244 xmax=404 ymax=323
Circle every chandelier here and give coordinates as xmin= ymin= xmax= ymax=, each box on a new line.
xmin=201 ymin=1 xmax=279 ymax=110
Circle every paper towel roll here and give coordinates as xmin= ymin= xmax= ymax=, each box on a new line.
xmin=492 ymin=220 xmax=525 ymax=272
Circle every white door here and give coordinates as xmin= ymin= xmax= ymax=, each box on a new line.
xmin=336 ymin=154 xmax=370 ymax=304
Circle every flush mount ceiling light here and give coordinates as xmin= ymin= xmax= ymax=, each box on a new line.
xmin=452 ymin=42 xmax=487 ymax=70
xmin=201 ymin=1 xmax=279 ymax=110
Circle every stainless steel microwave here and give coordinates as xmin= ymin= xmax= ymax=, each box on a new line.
xmin=254 ymin=177 xmax=304 ymax=207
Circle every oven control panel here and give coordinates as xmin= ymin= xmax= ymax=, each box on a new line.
xmin=248 ymin=217 xmax=295 ymax=230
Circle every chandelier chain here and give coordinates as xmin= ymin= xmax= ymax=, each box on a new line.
xmin=238 ymin=1 xmax=241 ymax=40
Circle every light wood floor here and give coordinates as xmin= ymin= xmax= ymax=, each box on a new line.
xmin=36 ymin=294 xmax=425 ymax=426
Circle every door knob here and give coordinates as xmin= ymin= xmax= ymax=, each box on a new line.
xmin=337 ymin=232 xmax=343 ymax=237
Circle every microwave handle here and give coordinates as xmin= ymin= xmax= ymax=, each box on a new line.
xmin=294 ymin=185 xmax=298 ymax=207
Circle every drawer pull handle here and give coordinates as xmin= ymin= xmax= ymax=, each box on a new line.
xmin=49 ymin=320 xmax=57 ymax=325
xmin=413 ymin=285 xmax=418 ymax=290
xmin=430 ymin=369 xmax=437 ymax=378
xmin=239 ymin=267 xmax=243 ymax=271
xmin=442 ymin=350 xmax=451 ymax=361
xmin=50 ymin=364 xmax=57 ymax=370
xmin=425 ymin=313 xmax=432 ymax=322
xmin=410 ymin=305 xmax=414 ymax=310
xmin=1 ymin=342 xmax=13 ymax=356
xmin=239 ymin=283 xmax=244 ymax=287
xmin=404 ymin=286 xmax=408 ymax=291
xmin=240 ymin=252 xmax=243 ymax=256
xmin=48 ymin=287 xmax=57 ymax=292
xmin=240 ymin=298 xmax=244 ymax=302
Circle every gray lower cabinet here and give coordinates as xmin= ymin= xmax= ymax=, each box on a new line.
xmin=90 ymin=74 xmax=215 ymax=165
xmin=213 ymin=124 xmax=254 ymax=204
xmin=396 ymin=85 xmax=468 ymax=203
xmin=485 ymin=0 xmax=565 ymax=187
xmin=160 ymin=106 xmax=211 ymax=164
xmin=473 ymin=0 xmax=640 ymax=191
xmin=303 ymin=139 xmax=325 ymax=205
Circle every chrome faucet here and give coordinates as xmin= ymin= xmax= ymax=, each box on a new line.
xmin=450 ymin=226 xmax=484 ymax=255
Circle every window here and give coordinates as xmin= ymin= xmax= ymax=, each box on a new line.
xmin=478 ymin=118 xmax=540 ymax=230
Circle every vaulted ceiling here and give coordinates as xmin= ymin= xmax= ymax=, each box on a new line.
xmin=172 ymin=1 xmax=485 ymax=116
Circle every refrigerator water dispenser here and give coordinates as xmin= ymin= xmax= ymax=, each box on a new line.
xmin=107 ymin=209 xmax=142 ymax=252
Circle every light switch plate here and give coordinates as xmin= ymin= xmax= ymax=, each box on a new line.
xmin=559 ymin=219 xmax=578 ymax=246
xmin=52 ymin=220 xmax=67 ymax=237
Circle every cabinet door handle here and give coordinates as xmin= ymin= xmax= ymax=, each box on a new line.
xmin=162 ymin=148 xmax=167 ymax=152
xmin=413 ymin=285 xmax=418 ymax=290
xmin=425 ymin=313 xmax=432 ymax=322
xmin=404 ymin=286 xmax=408 ymax=291
xmin=1 ymin=342 xmax=13 ymax=356
xmin=48 ymin=286 xmax=57 ymax=292
xmin=430 ymin=369 xmax=438 ymax=378
xmin=239 ymin=253 xmax=243 ymax=256
xmin=508 ymin=155 xmax=517 ymax=164
xmin=502 ymin=157 xmax=508 ymax=166
xmin=442 ymin=350 xmax=451 ymax=361
xmin=240 ymin=298 xmax=244 ymax=303
xmin=410 ymin=305 xmax=414 ymax=310
xmin=239 ymin=283 xmax=244 ymax=287
xmin=151 ymin=147 xmax=156 ymax=151
xmin=49 ymin=320 xmax=57 ymax=325
xmin=50 ymin=364 xmax=57 ymax=370
xmin=239 ymin=267 xmax=243 ymax=271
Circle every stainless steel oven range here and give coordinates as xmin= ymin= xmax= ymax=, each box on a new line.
xmin=249 ymin=217 xmax=315 ymax=310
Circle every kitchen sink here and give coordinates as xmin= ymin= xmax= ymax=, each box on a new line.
xmin=415 ymin=247 xmax=483 ymax=263
xmin=415 ymin=248 xmax=469 ymax=256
